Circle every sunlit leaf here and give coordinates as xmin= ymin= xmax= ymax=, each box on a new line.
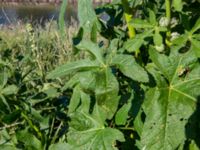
xmin=47 ymin=59 xmax=99 ymax=79
xmin=67 ymin=105 xmax=125 ymax=150
xmin=111 ymin=54 xmax=149 ymax=82
xmin=140 ymin=49 xmax=200 ymax=150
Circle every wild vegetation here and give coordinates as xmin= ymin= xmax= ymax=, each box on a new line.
xmin=0 ymin=0 xmax=200 ymax=150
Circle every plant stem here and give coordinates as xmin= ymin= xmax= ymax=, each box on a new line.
xmin=121 ymin=0 xmax=135 ymax=38
xmin=165 ymin=0 xmax=171 ymax=20
xmin=51 ymin=122 xmax=63 ymax=144
xmin=118 ymin=127 xmax=135 ymax=131
xmin=165 ymin=0 xmax=171 ymax=46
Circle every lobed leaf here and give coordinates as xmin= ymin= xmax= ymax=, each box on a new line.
xmin=67 ymin=104 xmax=125 ymax=150
xmin=140 ymin=49 xmax=200 ymax=150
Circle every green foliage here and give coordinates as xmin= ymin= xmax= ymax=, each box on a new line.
xmin=1 ymin=0 xmax=200 ymax=150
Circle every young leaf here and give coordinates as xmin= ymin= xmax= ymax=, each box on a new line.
xmin=115 ymin=104 xmax=131 ymax=125
xmin=68 ymin=85 xmax=81 ymax=113
xmin=115 ymin=90 xmax=133 ymax=126
xmin=76 ymin=40 xmax=104 ymax=64
xmin=78 ymin=0 xmax=98 ymax=33
xmin=190 ymin=17 xmax=200 ymax=34
xmin=172 ymin=0 xmax=183 ymax=12
xmin=111 ymin=54 xmax=149 ymax=82
xmin=149 ymin=9 xmax=157 ymax=25
xmin=47 ymin=59 xmax=99 ymax=79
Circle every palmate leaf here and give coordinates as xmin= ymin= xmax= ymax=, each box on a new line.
xmin=67 ymin=104 xmax=125 ymax=150
xmin=139 ymin=49 xmax=200 ymax=150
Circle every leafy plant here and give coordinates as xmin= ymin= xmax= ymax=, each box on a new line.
xmin=48 ymin=0 xmax=200 ymax=149
xmin=0 ymin=0 xmax=200 ymax=150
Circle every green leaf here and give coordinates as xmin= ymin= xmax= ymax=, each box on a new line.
xmin=130 ymin=18 xmax=153 ymax=28
xmin=68 ymin=85 xmax=81 ymax=113
xmin=115 ymin=104 xmax=131 ymax=125
xmin=124 ymin=30 xmax=153 ymax=52
xmin=153 ymin=29 xmax=163 ymax=46
xmin=47 ymin=59 xmax=99 ymax=79
xmin=76 ymin=40 xmax=104 ymax=64
xmin=0 ymin=71 xmax=8 ymax=88
xmin=78 ymin=0 xmax=99 ymax=33
xmin=67 ymin=105 xmax=125 ymax=150
xmin=149 ymin=47 xmax=178 ymax=81
xmin=189 ymin=141 xmax=199 ymax=150
xmin=149 ymin=9 xmax=157 ymax=25
xmin=140 ymin=49 xmax=200 ymax=150
xmin=190 ymin=17 xmax=200 ymax=34
xmin=16 ymin=129 xmax=43 ymax=150
xmin=111 ymin=54 xmax=149 ymax=82
xmin=0 ymin=130 xmax=17 ymax=150
xmin=191 ymin=38 xmax=200 ymax=58
xmin=95 ymin=69 xmax=120 ymax=119
xmin=79 ymin=71 xmax=96 ymax=91
xmin=172 ymin=0 xmax=183 ymax=12
xmin=2 ymin=110 xmax=21 ymax=124
xmin=115 ymin=93 xmax=133 ymax=125
xmin=153 ymin=29 xmax=164 ymax=52
xmin=49 ymin=142 xmax=73 ymax=150
xmin=0 ymin=145 xmax=18 ymax=150
xmin=58 ymin=0 xmax=67 ymax=38
xmin=2 ymin=85 xmax=18 ymax=95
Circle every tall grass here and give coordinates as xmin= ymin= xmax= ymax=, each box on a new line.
xmin=0 ymin=20 xmax=84 ymax=74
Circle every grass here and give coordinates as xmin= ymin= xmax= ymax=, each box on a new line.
xmin=0 ymin=20 xmax=85 ymax=149
xmin=0 ymin=20 xmax=84 ymax=74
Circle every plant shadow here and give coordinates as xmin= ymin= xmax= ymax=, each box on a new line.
xmin=185 ymin=95 xmax=200 ymax=149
